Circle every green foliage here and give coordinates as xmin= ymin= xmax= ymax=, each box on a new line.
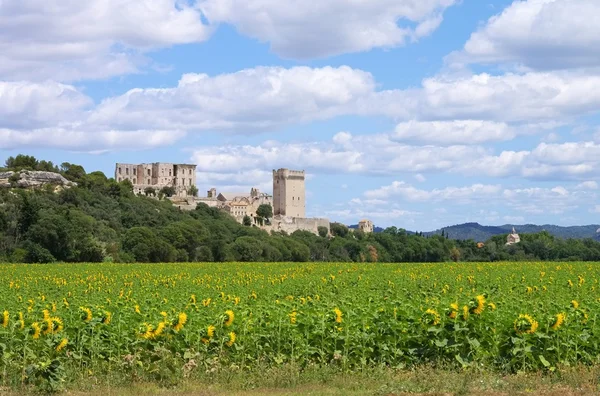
xmin=0 ymin=260 xmax=599 ymax=394
xmin=187 ymin=185 xmax=199 ymax=197
xmin=318 ymin=226 xmax=328 ymax=238
xmin=256 ymin=203 xmax=273 ymax=219
xmin=1 ymin=154 xmax=600 ymax=264
xmin=159 ymin=186 xmax=176 ymax=198
xmin=242 ymin=215 xmax=252 ymax=226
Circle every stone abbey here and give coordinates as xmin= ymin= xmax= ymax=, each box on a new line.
xmin=115 ymin=163 xmax=333 ymax=235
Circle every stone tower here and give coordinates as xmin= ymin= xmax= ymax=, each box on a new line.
xmin=272 ymin=168 xmax=305 ymax=218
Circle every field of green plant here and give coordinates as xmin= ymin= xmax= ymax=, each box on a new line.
xmin=0 ymin=262 xmax=599 ymax=392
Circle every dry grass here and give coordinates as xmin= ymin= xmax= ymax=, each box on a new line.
xmin=2 ymin=364 xmax=599 ymax=395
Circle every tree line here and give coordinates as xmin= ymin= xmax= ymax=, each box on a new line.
xmin=2 ymin=154 xmax=600 ymax=263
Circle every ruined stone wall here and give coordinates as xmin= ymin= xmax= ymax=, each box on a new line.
xmin=265 ymin=216 xmax=329 ymax=236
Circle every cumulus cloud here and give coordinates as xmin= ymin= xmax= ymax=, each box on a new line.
xmin=381 ymin=71 xmax=600 ymax=123
xmin=0 ymin=129 xmax=186 ymax=151
xmin=364 ymin=181 xmax=502 ymax=202
xmin=361 ymin=180 xmax=596 ymax=216
xmin=0 ymin=0 xmax=212 ymax=81
xmin=198 ymin=0 xmax=457 ymax=59
xmin=448 ymin=0 xmax=600 ymax=70
xmin=0 ymin=81 xmax=92 ymax=129
xmin=189 ymin=135 xmax=600 ymax=183
xmin=392 ymin=120 xmax=515 ymax=145
xmin=190 ymin=132 xmax=487 ymax=177
xmin=89 ymin=66 xmax=376 ymax=132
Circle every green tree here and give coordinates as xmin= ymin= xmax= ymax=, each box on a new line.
xmin=256 ymin=204 xmax=273 ymax=219
xmin=318 ymin=226 xmax=329 ymax=238
xmin=243 ymin=215 xmax=252 ymax=226
xmin=5 ymin=155 xmax=38 ymax=170
xmin=160 ymin=186 xmax=176 ymax=197
xmin=60 ymin=162 xmax=86 ymax=182
xmin=187 ymin=185 xmax=199 ymax=197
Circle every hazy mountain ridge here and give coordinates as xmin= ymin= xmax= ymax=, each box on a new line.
xmin=425 ymin=222 xmax=600 ymax=241
xmin=349 ymin=222 xmax=600 ymax=241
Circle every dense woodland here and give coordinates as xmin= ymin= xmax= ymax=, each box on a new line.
xmin=2 ymin=154 xmax=600 ymax=263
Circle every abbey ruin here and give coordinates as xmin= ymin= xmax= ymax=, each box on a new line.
xmin=115 ymin=162 xmax=197 ymax=197
xmin=117 ymin=162 xmax=330 ymax=235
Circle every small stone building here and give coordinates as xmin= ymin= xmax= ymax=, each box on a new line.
xmin=506 ymin=227 xmax=521 ymax=245
xmin=358 ymin=219 xmax=374 ymax=233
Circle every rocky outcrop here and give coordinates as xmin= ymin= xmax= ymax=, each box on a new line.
xmin=0 ymin=170 xmax=76 ymax=189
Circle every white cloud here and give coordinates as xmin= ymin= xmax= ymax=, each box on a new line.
xmin=503 ymin=216 xmax=525 ymax=224
xmin=448 ymin=0 xmax=600 ymax=70
xmin=414 ymin=174 xmax=426 ymax=183
xmin=360 ymin=180 xmax=596 ymax=217
xmin=0 ymin=129 xmax=186 ymax=151
xmin=199 ymin=0 xmax=457 ymax=59
xmin=89 ymin=66 xmax=376 ymax=132
xmin=0 ymin=81 xmax=92 ymax=129
xmin=591 ymin=205 xmax=600 ymax=214
xmin=577 ymin=181 xmax=598 ymax=190
xmin=364 ymin=181 xmax=502 ymax=202
xmin=393 ymin=120 xmax=515 ymax=145
xmin=390 ymin=71 xmax=600 ymax=123
xmin=0 ymin=0 xmax=212 ymax=81
xmin=190 ymin=133 xmax=488 ymax=177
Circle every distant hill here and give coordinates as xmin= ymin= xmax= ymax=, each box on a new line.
xmin=348 ymin=221 xmax=600 ymax=241
xmin=424 ymin=222 xmax=600 ymax=241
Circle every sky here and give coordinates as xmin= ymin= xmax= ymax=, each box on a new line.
xmin=2 ymin=0 xmax=600 ymax=230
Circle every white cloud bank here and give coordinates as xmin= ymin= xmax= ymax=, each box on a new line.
xmin=198 ymin=0 xmax=457 ymax=59
xmin=0 ymin=0 xmax=212 ymax=81
xmin=448 ymin=0 xmax=600 ymax=70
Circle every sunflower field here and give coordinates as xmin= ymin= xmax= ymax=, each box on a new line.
xmin=0 ymin=261 xmax=599 ymax=391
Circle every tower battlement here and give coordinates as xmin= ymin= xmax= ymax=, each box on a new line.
xmin=272 ymin=168 xmax=305 ymax=218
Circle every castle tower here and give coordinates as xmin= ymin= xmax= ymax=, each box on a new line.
xmin=272 ymin=168 xmax=305 ymax=218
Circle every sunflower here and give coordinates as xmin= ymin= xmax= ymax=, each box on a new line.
xmin=31 ymin=322 xmax=41 ymax=339
xmin=421 ymin=309 xmax=441 ymax=326
xmin=153 ymin=321 xmax=166 ymax=338
xmin=134 ymin=305 xmax=141 ymax=314
xmin=448 ymin=303 xmax=459 ymax=319
xmin=224 ymin=310 xmax=235 ymax=327
xmin=462 ymin=305 xmax=469 ymax=321
xmin=207 ymin=325 xmax=216 ymax=338
xmin=42 ymin=309 xmax=50 ymax=320
xmin=473 ymin=295 xmax=486 ymax=315
xmin=51 ymin=317 xmax=63 ymax=333
xmin=570 ymin=300 xmax=579 ymax=309
xmin=551 ymin=313 xmax=566 ymax=330
xmin=55 ymin=338 xmax=68 ymax=352
xmin=514 ymin=314 xmax=539 ymax=335
xmin=173 ymin=312 xmax=187 ymax=332
xmin=226 ymin=331 xmax=236 ymax=347
xmin=1 ymin=310 xmax=8 ymax=328
xmin=18 ymin=312 xmax=24 ymax=330
xmin=289 ymin=311 xmax=297 ymax=324
xmin=334 ymin=308 xmax=343 ymax=324
xmin=102 ymin=311 xmax=112 ymax=325
xmin=80 ymin=307 xmax=92 ymax=322
xmin=42 ymin=318 xmax=55 ymax=336
xmin=140 ymin=323 xmax=154 ymax=339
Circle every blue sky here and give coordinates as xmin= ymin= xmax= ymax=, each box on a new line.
xmin=2 ymin=0 xmax=600 ymax=230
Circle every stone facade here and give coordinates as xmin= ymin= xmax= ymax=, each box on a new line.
xmin=358 ymin=219 xmax=374 ymax=233
xmin=218 ymin=188 xmax=273 ymax=222
xmin=273 ymin=168 xmax=305 ymax=218
xmin=115 ymin=162 xmax=196 ymax=197
xmin=264 ymin=216 xmax=330 ymax=235
xmin=506 ymin=227 xmax=521 ymax=245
